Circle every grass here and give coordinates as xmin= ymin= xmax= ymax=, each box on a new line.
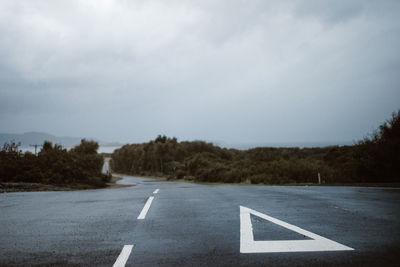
xmin=0 ymin=182 xmax=102 ymax=193
xmin=110 ymin=175 xmax=123 ymax=183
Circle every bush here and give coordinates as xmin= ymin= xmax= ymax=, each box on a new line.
xmin=176 ymin=169 xmax=185 ymax=179
xmin=0 ymin=139 xmax=108 ymax=187
xmin=110 ymin=111 xmax=400 ymax=184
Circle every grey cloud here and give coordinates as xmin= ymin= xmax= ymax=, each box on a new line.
xmin=293 ymin=0 xmax=364 ymax=24
xmin=0 ymin=0 xmax=399 ymax=144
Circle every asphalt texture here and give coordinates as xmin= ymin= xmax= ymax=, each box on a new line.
xmin=1 ymin=175 xmax=400 ymax=266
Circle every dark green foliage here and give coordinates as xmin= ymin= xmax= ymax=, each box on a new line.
xmin=70 ymin=139 xmax=99 ymax=154
xmin=0 ymin=141 xmax=23 ymax=181
xmin=356 ymin=110 xmax=400 ymax=182
xmin=111 ymin=136 xmax=332 ymax=184
xmin=111 ymin=111 xmax=400 ymax=184
xmin=0 ymin=139 xmax=109 ymax=187
xmin=322 ymin=111 xmax=400 ymax=183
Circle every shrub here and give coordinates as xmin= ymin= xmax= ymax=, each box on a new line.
xmin=0 ymin=139 xmax=108 ymax=187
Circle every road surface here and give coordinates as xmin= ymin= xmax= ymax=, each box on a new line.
xmin=1 ymin=174 xmax=400 ymax=266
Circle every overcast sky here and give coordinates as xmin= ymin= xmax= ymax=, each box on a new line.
xmin=0 ymin=0 xmax=399 ymax=145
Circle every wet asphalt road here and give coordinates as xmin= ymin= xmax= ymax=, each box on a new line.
xmin=1 ymin=175 xmax=400 ymax=266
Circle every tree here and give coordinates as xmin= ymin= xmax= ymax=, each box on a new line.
xmin=71 ymin=139 xmax=99 ymax=154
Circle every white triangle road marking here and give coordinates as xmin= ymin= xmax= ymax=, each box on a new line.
xmin=240 ymin=206 xmax=354 ymax=253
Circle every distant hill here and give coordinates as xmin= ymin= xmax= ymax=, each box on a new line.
xmin=0 ymin=132 xmax=123 ymax=148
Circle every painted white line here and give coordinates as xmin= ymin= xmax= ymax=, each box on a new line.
xmin=137 ymin=196 xmax=154 ymax=219
xmin=240 ymin=206 xmax=354 ymax=253
xmin=113 ymin=245 xmax=134 ymax=267
xmin=153 ymin=189 xmax=160 ymax=194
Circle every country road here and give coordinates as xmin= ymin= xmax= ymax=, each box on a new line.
xmin=1 ymin=173 xmax=400 ymax=266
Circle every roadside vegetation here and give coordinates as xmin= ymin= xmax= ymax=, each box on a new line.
xmin=111 ymin=111 xmax=399 ymax=185
xmin=0 ymin=139 xmax=111 ymax=191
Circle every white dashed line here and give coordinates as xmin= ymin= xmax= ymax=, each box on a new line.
xmin=153 ymin=189 xmax=160 ymax=194
xmin=113 ymin=245 xmax=134 ymax=267
xmin=137 ymin=196 xmax=154 ymax=220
